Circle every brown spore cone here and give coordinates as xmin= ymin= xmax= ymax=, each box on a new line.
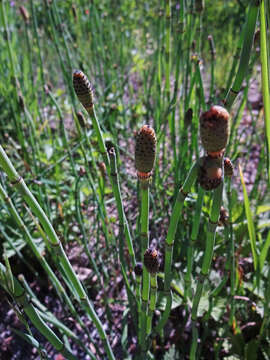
xmin=200 ymin=105 xmax=230 ymax=154
xmin=198 ymin=156 xmax=223 ymax=191
xmin=134 ymin=262 xmax=143 ymax=277
xmin=224 ymin=157 xmax=234 ymax=177
xmin=135 ymin=125 xmax=156 ymax=176
xmin=144 ymin=248 xmax=160 ymax=274
xmin=219 ymin=206 xmax=229 ymax=226
xmin=73 ymin=70 xmax=93 ymax=110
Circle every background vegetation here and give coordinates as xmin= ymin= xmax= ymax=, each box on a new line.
xmin=0 ymin=0 xmax=269 ymax=359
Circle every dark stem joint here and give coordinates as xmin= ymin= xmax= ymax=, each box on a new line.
xmin=180 ymin=187 xmax=188 ymax=197
xmin=11 ymin=177 xmax=22 ymax=186
xmin=4 ymin=196 xmax=10 ymax=203
xmin=230 ymin=87 xmax=239 ymax=95
xmin=165 ymin=242 xmax=174 ymax=250
xmin=163 ymin=289 xmax=171 ymax=296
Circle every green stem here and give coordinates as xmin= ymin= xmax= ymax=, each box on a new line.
xmin=184 ymin=187 xmax=205 ymax=301
xmin=87 ymin=108 xmax=136 ymax=268
xmin=190 ymin=181 xmax=223 ymax=359
xmin=0 ymin=0 xmax=17 ymax=84
xmin=147 ymin=274 xmax=158 ymax=335
xmin=0 ymin=145 xmax=115 ymax=360
xmin=223 ymin=0 xmax=259 ymax=109
xmin=108 ymin=147 xmax=136 ymax=267
xmin=140 ymin=182 xmax=150 ymax=353
xmin=260 ymin=0 xmax=270 ymax=184
xmin=0 ymin=263 xmax=76 ymax=360
xmin=153 ymin=160 xmax=199 ymax=335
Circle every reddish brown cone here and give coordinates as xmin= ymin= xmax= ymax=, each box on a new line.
xmin=73 ymin=70 xmax=93 ymax=111
xmin=200 ymin=105 xmax=230 ymax=155
xmin=135 ymin=125 xmax=156 ymax=181
xmin=144 ymin=248 xmax=160 ymax=274
xmin=224 ymin=157 xmax=234 ymax=177
xmin=198 ymin=156 xmax=223 ymax=191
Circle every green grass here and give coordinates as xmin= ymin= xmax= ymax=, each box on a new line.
xmin=0 ymin=0 xmax=269 ymax=359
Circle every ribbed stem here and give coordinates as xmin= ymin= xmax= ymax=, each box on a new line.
xmin=260 ymin=0 xmax=270 ymax=183
xmin=0 ymin=145 xmax=115 ymax=360
xmin=87 ymin=108 xmax=136 ymax=268
xmin=184 ymin=187 xmax=205 ymax=300
xmin=109 ymin=148 xmax=136 ymax=267
xmin=147 ymin=274 xmax=157 ymax=335
xmin=223 ymin=0 xmax=259 ymax=109
xmin=190 ymin=181 xmax=223 ymax=359
xmin=140 ymin=183 xmax=150 ymax=353
xmin=0 ymin=263 xmax=76 ymax=360
xmin=0 ymin=184 xmax=77 ymax=317
xmin=153 ymin=160 xmax=199 ymax=335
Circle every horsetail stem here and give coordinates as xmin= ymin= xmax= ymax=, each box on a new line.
xmin=154 ymin=160 xmax=199 ymax=335
xmin=135 ymin=125 xmax=156 ymax=353
xmin=143 ymin=248 xmax=159 ymax=336
xmin=73 ymin=71 xmax=136 ymax=269
xmin=208 ymin=35 xmax=216 ymax=102
xmin=0 ymin=145 xmax=116 ymax=360
xmin=223 ymin=0 xmax=259 ymax=109
xmin=0 ymin=183 xmax=80 ymax=319
xmin=134 ymin=262 xmax=143 ymax=306
xmin=0 ymin=263 xmax=77 ymax=360
xmin=190 ymin=181 xmax=224 ymax=359
xmin=184 ymin=187 xmax=205 ymax=301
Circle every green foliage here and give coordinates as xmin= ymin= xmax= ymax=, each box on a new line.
xmin=0 ymin=0 xmax=269 ymax=359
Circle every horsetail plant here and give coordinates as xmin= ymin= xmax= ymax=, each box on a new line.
xmin=223 ymin=0 xmax=259 ymax=109
xmin=189 ymin=105 xmax=230 ymax=358
xmin=0 ymin=262 xmax=77 ymax=360
xmin=143 ymin=248 xmax=160 ymax=336
xmin=0 ymin=145 xmax=116 ymax=360
xmin=154 ymin=159 xmax=200 ymax=336
xmin=134 ymin=124 xmax=156 ymax=354
xmin=73 ymin=70 xmax=136 ymax=269
xmin=0 ymin=182 xmax=86 ymax=326
xmin=0 ymin=1 xmax=268 ymax=358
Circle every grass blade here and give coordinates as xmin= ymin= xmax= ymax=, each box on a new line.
xmin=239 ymin=164 xmax=258 ymax=270
xmin=260 ymin=230 xmax=270 ymax=270
xmin=260 ymin=0 xmax=270 ymax=184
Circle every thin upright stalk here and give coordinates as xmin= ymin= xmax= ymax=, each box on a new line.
xmin=190 ymin=182 xmax=223 ymax=359
xmin=0 ymin=263 xmax=76 ymax=360
xmin=260 ymin=0 xmax=270 ymax=183
xmin=223 ymin=0 xmax=259 ymax=109
xmin=153 ymin=160 xmax=199 ymax=335
xmin=147 ymin=274 xmax=157 ymax=335
xmin=140 ymin=182 xmax=150 ymax=353
xmin=208 ymin=35 xmax=216 ymax=104
xmin=86 ymin=105 xmax=136 ymax=268
xmin=184 ymin=187 xmax=205 ymax=301
xmin=0 ymin=0 xmax=17 ymax=84
xmin=18 ymin=274 xmax=97 ymax=360
xmin=0 ymin=145 xmax=115 ymax=360
xmin=0 ymin=177 xmax=100 ymax=347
